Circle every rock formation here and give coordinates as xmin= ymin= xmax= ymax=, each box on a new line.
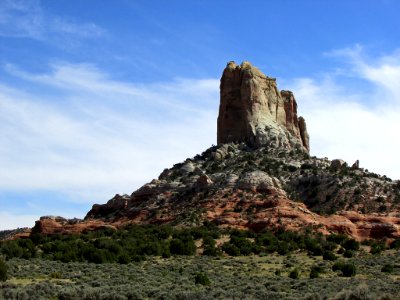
xmin=28 ymin=61 xmax=400 ymax=242
xmin=217 ymin=61 xmax=309 ymax=151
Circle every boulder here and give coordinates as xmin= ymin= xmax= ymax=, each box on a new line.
xmin=352 ymin=160 xmax=360 ymax=169
xmin=196 ymin=174 xmax=213 ymax=190
xmin=180 ymin=161 xmax=195 ymax=174
xmin=330 ymin=159 xmax=348 ymax=171
xmin=236 ymin=171 xmax=278 ymax=192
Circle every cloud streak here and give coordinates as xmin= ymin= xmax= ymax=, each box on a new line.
xmin=0 ymin=0 xmax=105 ymax=40
xmin=0 ymin=63 xmax=219 ymax=206
xmin=290 ymin=46 xmax=400 ymax=180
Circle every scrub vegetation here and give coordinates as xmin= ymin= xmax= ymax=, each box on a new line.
xmin=1 ymin=224 xmax=400 ymax=299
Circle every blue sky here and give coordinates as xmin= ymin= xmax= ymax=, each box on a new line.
xmin=1 ymin=0 xmax=400 ymax=230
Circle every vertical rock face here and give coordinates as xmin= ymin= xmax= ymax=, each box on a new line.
xmin=217 ymin=61 xmax=310 ymax=152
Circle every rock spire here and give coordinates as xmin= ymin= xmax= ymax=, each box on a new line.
xmin=217 ymin=61 xmax=309 ymax=152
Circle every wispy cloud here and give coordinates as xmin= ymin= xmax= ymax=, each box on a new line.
xmin=0 ymin=63 xmax=219 ymax=208
xmin=290 ymin=46 xmax=400 ymax=180
xmin=0 ymin=0 xmax=105 ymax=40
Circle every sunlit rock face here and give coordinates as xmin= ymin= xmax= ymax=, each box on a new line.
xmin=217 ymin=61 xmax=309 ymax=152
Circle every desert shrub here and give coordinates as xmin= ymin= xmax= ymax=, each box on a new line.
xmin=49 ymin=272 xmax=62 ymax=279
xmin=161 ymin=246 xmax=171 ymax=258
xmin=342 ymin=239 xmax=360 ymax=251
xmin=332 ymin=261 xmax=343 ymax=272
xmin=323 ymin=251 xmax=337 ymax=261
xmin=117 ymin=252 xmax=130 ymax=264
xmin=17 ymin=239 xmax=36 ymax=259
xmin=327 ymin=234 xmax=348 ymax=245
xmin=277 ymin=241 xmax=290 ymax=255
xmin=202 ymin=236 xmax=219 ymax=256
xmin=381 ymin=264 xmax=394 ymax=273
xmin=189 ymin=227 xmax=207 ymax=240
xmin=202 ymin=221 xmax=221 ymax=239
xmin=309 ymin=265 xmax=324 ymax=279
xmin=322 ymin=241 xmax=338 ymax=252
xmin=93 ymin=249 xmax=116 ymax=263
xmin=0 ymin=241 xmax=23 ymax=259
xmin=251 ymin=243 xmax=262 ymax=254
xmin=341 ymin=264 xmax=356 ymax=277
xmin=337 ymin=247 xmax=345 ymax=254
xmin=169 ymin=236 xmax=196 ymax=255
xmin=256 ymin=231 xmax=278 ymax=253
xmin=289 ymin=268 xmax=300 ymax=279
xmin=370 ymin=241 xmax=386 ymax=254
xmin=343 ymin=250 xmax=354 ymax=258
xmin=230 ymin=229 xmax=255 ymax=238
xmin=333 ymin=262 xmax=356 ymax=277
xmin=221 ymin=243 xmax=240 ymax=256
xmin=390 ymin=238 xmax=400 ymax=249
xmin=305 ymin=238 xmax=323 ymax=256
xmin=30 ymin=233 xmax=48 ymax=245
xmin=227 ymin=236 xmax=253 ymax=255
xmin=194 ymin=272 xmax=210 ymax=285
xmin=0 ymin=257 xmax=7 ymax=281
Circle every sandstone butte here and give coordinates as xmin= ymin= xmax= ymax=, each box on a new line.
xmin=29 ymin=61 xmax=400 ymax=242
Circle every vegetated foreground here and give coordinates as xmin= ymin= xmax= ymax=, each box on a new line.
xmin=1 ymin=252 xmax=400 ymax=300
xmin=1 ymin=225 xmax=400 ymax=299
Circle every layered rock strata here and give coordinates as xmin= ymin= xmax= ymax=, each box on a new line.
xmin=217 ymin=61 xmax=309 ymax=151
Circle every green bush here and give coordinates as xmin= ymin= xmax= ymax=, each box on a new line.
xmin=1 ymin=241 xmax=23 ymax=259
xmin=202 ymin=236 xmax=219 ymax=256
xmin=370 ymin=241 xmax=386 ymax=254
xmin=381 ymin=264 xmax=394 ymax=273
xmin=169 ymin=237 xmax=196 ymax=255
xmin=341 ymin=263 xmax=356 ymax=277
xmin=225 ymin=236 xmax=253 ymax=256
xmin=309 ymin=265 xmax=324 ymax=279
xmin=332 ymin=262 xmax=356 ymax=277
xmin=194 ymin=272 xmax=210 ymax=285
xmin=50 ymin=272 xmax=62 ymax=279
xmin=343 ymin=249 xmax=354 ymax=258
xmin=327 ymin=234 xmax=348 ymax=245
xmin=289 ymin=268 xmax=300 ymax=279
xmin=277 ymin=241 xmax=290 ymax=255
xmin=337 ymin=247 xmax=345 ymax=254
xmin=118 ymin=252 xmax=130 ymax=264
xmin=323 ymin=251 xmax=337 ymax=261
xmin=222 ymin=243 xmax=240 ymax=256
xmin=390 ymin=238 xmax=400 ymax=249
xmin=305 ymin=238 xmax=323 ymax=256
xmin=309 ymin=269 xmax=319 ymax=279
xmin=342 ymin=239 xmax=360 ymax=251
xmin=0 ymin=257 xmax=7 ymax=281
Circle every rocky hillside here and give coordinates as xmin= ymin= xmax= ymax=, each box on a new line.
xmin=32 ymin=62 xmax=400 ymax=241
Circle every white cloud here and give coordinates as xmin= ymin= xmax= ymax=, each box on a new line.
xmin=0 ymin=63 xmax=219 ymax=205
xmin=0 ymin=0 xmax=105 ymax=40
xmin=290 ymin=47 xmax=400 ymax=180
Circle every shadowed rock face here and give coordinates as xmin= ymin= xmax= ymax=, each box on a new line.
xmin=217 ymin=61 xmax=309 ymax=152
